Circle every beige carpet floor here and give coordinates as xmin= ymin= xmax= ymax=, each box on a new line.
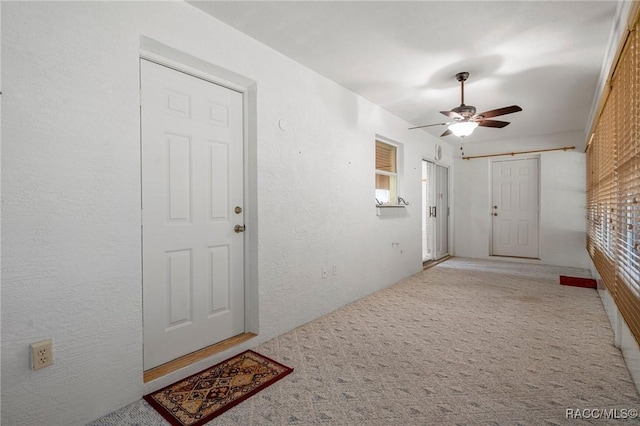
xmin=91 ymin=258 xmax=640 ymax=425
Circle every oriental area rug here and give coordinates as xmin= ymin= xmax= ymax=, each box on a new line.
xmin=144 ymin=350 xmax=293 ymax=426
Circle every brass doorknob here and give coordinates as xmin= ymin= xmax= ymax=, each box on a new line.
xmin=234 ymin=225 xmax=246 ymax=233
xmin=492 ymin=213 xmax=498 ymax=216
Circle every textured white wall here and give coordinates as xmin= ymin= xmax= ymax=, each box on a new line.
xmin=1 ymin=2 xmax=451 ymax=424
xmin=539 ymin=149 xmax=588 ymax=269
xmin=453 ymin=131 xmax=588 ymax=268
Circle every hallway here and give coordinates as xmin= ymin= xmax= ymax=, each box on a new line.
xmin=93 ymin=258 xmax=639 ymax=425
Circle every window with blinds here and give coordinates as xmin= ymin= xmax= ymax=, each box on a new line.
xmin=375 ymin=140 xmax=398 ymax=205
xmin=586 ymin=12 xmax=640 ymax=347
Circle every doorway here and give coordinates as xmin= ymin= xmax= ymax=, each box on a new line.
xmin=491 ymin=157 xmax=540 ymax=258
xmin=140 ymin=59 xmax=246 ymax=370
xmin=422 ymin=160 xmax=449 ymax=264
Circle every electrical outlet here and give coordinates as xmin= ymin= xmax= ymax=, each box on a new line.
xmin=31 ymin=339 xmax=53 ymax=370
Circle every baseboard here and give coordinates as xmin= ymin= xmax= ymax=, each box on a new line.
xmin=590 ymin=259 xmax=640 ymax=394
xmin=423 ymin=255 xmax=451 ymax=270
xmin=600 ymin=289 xmax=640 ymax=394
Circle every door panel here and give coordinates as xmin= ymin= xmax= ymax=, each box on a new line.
xmin=141 ymin=60 xmax=245 ymax=370
xmin=167 ymin=134 xmax=191 ymax=221
xmin=491 ymin=158 xmax=539 ymax=258
xmin=167 ymin=249 xmax=192 ymax=327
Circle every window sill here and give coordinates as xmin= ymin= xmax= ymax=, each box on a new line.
xmin=376 ymin=205 xmax=407 ymax=217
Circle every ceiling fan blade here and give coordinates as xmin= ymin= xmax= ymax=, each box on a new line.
xmin=408 ymin=122 xmax=448 ymax=130
xmin=476 ymin=105 xmax=522 ymax=119
xmin=478 ymin=119 xmax=510 ymax=128
xmin=440 ymin=129 xmax=453 ymax=137
xmin=440 ymin=110 xmax=464 ymax=119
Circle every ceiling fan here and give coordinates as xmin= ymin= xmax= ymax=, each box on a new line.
xmin=409 ymin=72 xmax=522 ymax=138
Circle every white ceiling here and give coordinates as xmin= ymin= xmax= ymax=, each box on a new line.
xmin=189 ymin=1 xmax=618 ymax=147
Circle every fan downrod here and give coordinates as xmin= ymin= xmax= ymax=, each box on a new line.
xmin=455 ymin=72 xmax=470 ymax=107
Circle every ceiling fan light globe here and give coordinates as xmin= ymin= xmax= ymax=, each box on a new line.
xmin=449 ymin=121 xmax=478 ymax=137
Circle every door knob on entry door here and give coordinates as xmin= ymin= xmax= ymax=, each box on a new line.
xmin=492 ymin=213 xmax=498 ymax=216
xmin=234 ymin=225 xmax=246 ymax=233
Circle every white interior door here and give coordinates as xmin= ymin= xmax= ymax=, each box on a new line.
xmin=491 ymin=157 xmax=539 ymax=258
xmin=422 ymin=161 xmax=449 ymax=262
xmin=141 ymin=59 xmax=245 ymax=370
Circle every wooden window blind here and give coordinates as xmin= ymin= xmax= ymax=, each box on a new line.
xmin=586 ymin=9 xmax=640 ymax=347
xmin=375 ymin=141 xmax=398 ymax=204
xmin=375 ymin=141 xmax=397 ymax=173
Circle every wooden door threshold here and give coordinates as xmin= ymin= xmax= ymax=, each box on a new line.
xmin=144 ymin=332 xmax=257 ymax=383
xmin=423 ymin=255 xmax=451 ymax=270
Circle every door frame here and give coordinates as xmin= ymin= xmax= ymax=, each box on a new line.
xmin=139 ymin=39 xmax=259 ymax=351
xmin=422 ymin=158 xmax=451 ymax=263
xmin=489 ymin=155 xmax=540 ymax=259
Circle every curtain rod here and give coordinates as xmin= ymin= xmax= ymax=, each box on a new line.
xmin=462 ymin=146 xmax=576 ymax=160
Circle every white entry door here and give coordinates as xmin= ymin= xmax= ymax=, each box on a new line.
xmin=141 ymin=59 xmax=245 ymax=370
xmin=491 ymin=157 xmax=539 ymax=258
